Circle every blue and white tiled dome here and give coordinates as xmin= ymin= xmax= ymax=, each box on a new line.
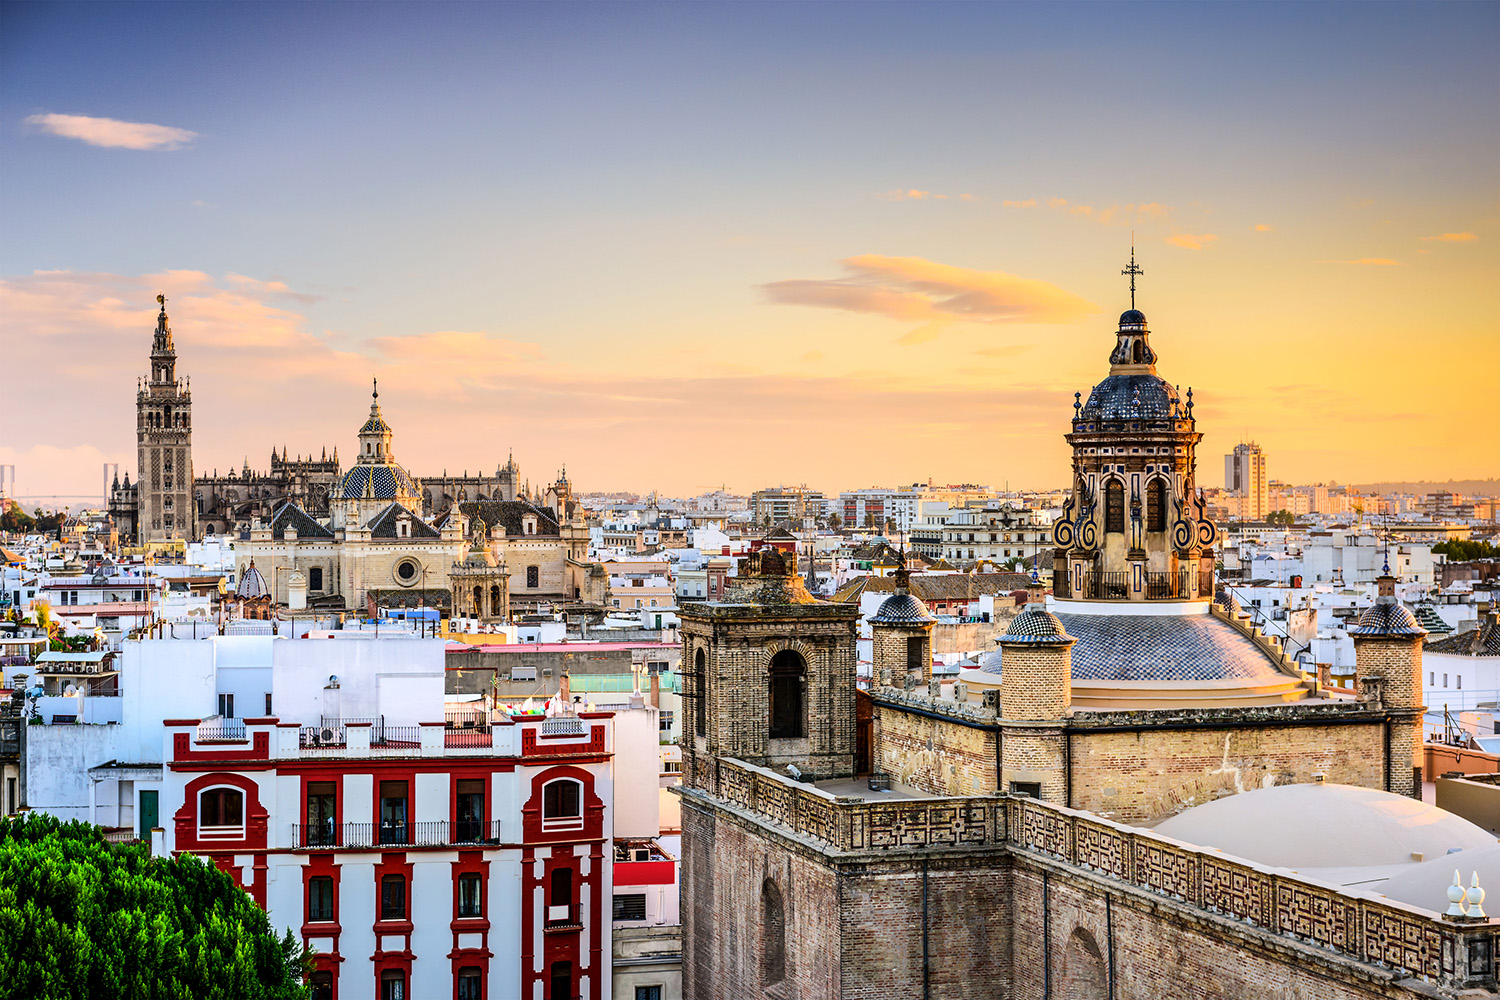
xmin=870 ymin=592 xmax=934 ymax=625
xmin=334 ymin=462 xmax=421 ymax=501
xmin=998 ymin=605 xmax=1074 ymax=643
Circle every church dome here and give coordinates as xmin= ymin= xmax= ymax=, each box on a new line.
xmin=1152 ymin=783 xmax=1493 ymax=869
xmin=237 ymin=560 xmax=269 ymax=599
xmin=870 ymin=592 xmax=933 ymax=625
xmin=335 ymin=462 xmax=421 ymax=501
xmin=1119 ymin=308 xmax=1147 ymax=327
xmin=999 ymin=605 xmax=1074 ymax=643
xmin=1079 ymin=373 xmax=1181 ymax=421
xmin=1349 ymin=600 xmax=1425 ymax=637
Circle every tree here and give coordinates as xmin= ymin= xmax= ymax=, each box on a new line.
xmin=826 ymin=512 xmax=841 ymax=531
xmin=1433 ymin=538 xmax=1500 ymax=561
xmin=0 ymin=814 xmax=311 ymax=999
xmin=0 ymin=504 xmax=34 ymax=533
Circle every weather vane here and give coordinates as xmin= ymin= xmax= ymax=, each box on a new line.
xmin=372 ymin=375 xmax=378 ymax=399
xmin=1122 ymin=237 xmax=1144 ymax=309
xmin=157 ymin=293 xmax=166 ymax=309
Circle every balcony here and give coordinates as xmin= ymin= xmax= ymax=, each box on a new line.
xmin=289 ymin=819 xmax=503 ymax=849
xmin=1056 ymin=569 xmax=1210 ymax=601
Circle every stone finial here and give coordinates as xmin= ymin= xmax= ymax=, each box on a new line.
xmin=1467 ymin=872 xmax=1487 ymax=919
xmin=1447 ymin=870 xmax=1468 ymax=917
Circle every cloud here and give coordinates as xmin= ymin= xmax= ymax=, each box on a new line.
xmin=882 ymin=189 xmax=933 ymax=201
xmin=1166 ymin=233 xmax=1218 ymax=250
xmin=1001 ymin=199 xmax=1037 ymax=208
xmin=24 ymin=113 xmax=197 ymax=151
xmin=1318 ymin=258 xmax=1402 ymax=266
xmin=762 ymin=254 xmax=1099 ymax=337
xmin=1420 ymin=232 xmax=1477 ymax=243
xmin=1254 ymin=224 xmax=1274 ymax=232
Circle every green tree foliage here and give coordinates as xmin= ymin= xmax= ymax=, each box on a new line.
xmin=0 ymin=814 xmax=310 ymax=1000
xmin=1432 ymin=538 xmax=1500 ymax=561
xmin=1266 ymin=510 xmax=1297 ymax=526
xmin=0 ymin=504 xmax=35 ymax=533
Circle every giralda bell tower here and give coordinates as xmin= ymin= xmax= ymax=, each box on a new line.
xmin=136 ymin=294 xmax=197 ymax=542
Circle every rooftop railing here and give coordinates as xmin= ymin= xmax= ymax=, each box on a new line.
xmin=289 ymin=819 xmax=503 ymax=849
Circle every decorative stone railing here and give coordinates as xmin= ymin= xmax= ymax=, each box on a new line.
xmin=706 ymin=757 xmax=1005 ymax=853
xmin=1005 ymin=796 xmax=1499 ymax=990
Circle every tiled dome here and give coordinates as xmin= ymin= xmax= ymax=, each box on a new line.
xmin=870 ymin=592 xmax=933 ymax=625
xmin=1079 ymin=373 xmax=1181 ymax=420
xmin=334 ymin=462 xmax=421 ymax=501
xmin=1348 ymin=600 xmax=1425 ymax=637
xmin=236 ymin=561 xmax=269 ymax=599
xmin=998 ymin=606 xmax=1074 ymax=644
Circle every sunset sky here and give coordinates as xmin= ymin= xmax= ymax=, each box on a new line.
xmin=3 ymin=2 xmax=1497 ymax=504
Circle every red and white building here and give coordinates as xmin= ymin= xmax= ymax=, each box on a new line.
xmin=160 ymin=708 xmax=618 ymax=1000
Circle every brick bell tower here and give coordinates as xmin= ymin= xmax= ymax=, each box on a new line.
xmin=868 ymin=555 xmax=936 ymax=691
xmin=678 ymin=544 xmax=862 ymax=787
xmin=136 ymin=295 xmax=197 ymax=542
xmin=1349 ymin=558 xmax=1427 ymax=797
xmin=1052 ymin=248 xmax=1217 ymax=602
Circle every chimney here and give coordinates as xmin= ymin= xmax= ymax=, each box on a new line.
xmin=559 ymin=672 xmax=571 ymax=711
xmin=649 ymin=671 xmax=660 ymax=709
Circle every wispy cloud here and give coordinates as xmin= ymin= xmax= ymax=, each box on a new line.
xmin=762 ymin=254 xmax=1098 ymax=341
xmin=1253 ymin=224 xmax=1274 ymax=232
xmin=1166 ymin=233 xmax=1218 ymax=250
xmin=880 ymin=189 xmax=973 ymax=202
xmin=1420 ymin=232 xmax=1477 ymax=243
xmin=1003 ymin=197 xmax=1170 ymax=226
xmin=1318 ymin=257 xmax=1403 ymax=266
xmin=25 ymin=113 xmax=197 ymax=151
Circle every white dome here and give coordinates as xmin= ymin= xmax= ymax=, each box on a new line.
xmin=1375 ymin=842 xmax=1500 ymax=910
xmin=1153 ymin=783 xmax=1495 ymax=869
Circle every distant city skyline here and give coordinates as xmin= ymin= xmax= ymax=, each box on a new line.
xmin=3 ymin=3 xmax=1496 ymax=501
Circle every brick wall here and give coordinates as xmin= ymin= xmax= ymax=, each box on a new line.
xmin=1067 ymin=720 xmax=1387 ymax=823
xmin=1355 ymin=636 xmax=1424 ymax=796
xmin=875 ymin=706 xmax=996 ymax=796
xmin=999 ymin=643 xmax=1071 ymax=721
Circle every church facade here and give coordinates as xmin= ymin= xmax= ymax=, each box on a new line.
xmin=677 ymin=292 xmax=1497 ymax=998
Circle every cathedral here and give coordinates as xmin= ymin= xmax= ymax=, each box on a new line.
xmin=677 ymin=277 xmax=1497 ymax=998
xmin=111 ymin=297 xmax=606 ymax=616
xmin=110 ymin=298 xmax=538 ymax=543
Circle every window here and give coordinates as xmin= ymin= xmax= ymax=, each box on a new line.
xmin=1147 ymin=479 xmax=1167 ymax=533
xmin=613 ymin=893 xmax=647 ymax=921
xmin=381 ymin=969 xmax=406 ymax=1000
xmin=379 ymin=781 xmax=409 ymax=845
xmin=694 ymin=648 xmax=707 ymax=736
xmin=906 ymin=636 xmax=926 ymax=682
xmin=1010 ymin=781 xmax=1042 ymax=798
xmin=310 ymin=971 xmax=333 ymax=1000
xmin=1430 ymin=672 xmax=1435 ymax=686
xmin=396 ymin=559 xmax=418 ymax=583
xmin=457 ymin=873 xmax=482 ymax=917
xmin=456 ymin=779 xmax=485 ymax=842
xmin=526 ymin=565 xmax=540 ymax=588
xmin=308 ymin=876 xmax=334 ymax=922
xmin=457 ymin=967 xmax=482 ymax=1000
xmin=768 ymin=650 xmax=805 ymax=739
xmin=1105 ymin=480 xmax=1125 ymax=534
xmin=1457 ymin=675 xmax=1462 ymax=690
xmin=635 ymin=989 xmax=662 ymax=1000
xmin=762 ymin=880 xmax=786 ymax=986
xmin=380 ymin=874 xmax=406 ymax=920
xmin=217 ymin=693 xmax=234 ymax=719
xmin=264 ymin=692 xmax=273 ymax=716
xmin=199 ymin=787 xmax=244 ymax=838
xmin=306 ymin=781 xmax=336 ymax=847
xmin=550 ymin=867 xmax=572 ymax=909
xmin=549 ymin=962 xmax=571 ymax=1000
xmin=308 ymin=567 xmax=323 ymax=591
xmin=542 ymin=780 xmax=582 ymax=826
xmin=1443 ymin=674 xmax=1448 ymax=687
xmin=658 ymin=710 xmax=675 ymax=733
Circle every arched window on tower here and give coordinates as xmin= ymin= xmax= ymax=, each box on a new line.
xmin=489 ymin=585 xmax=501 ymax=615
xmin=694 ymin=647 xmax=707 ymax=736
xmin=472 ymin=586 xmax=482 ymax=615
xmin=761 ymin=879 xmax=786 ymax=986
xmin=768 ymin=650 xmax=805 ymax=739
xmin=1105 ymin=480 xmax=1125 ymax=534
xmin=1147 ymin=479 xmax=1167 ymax=533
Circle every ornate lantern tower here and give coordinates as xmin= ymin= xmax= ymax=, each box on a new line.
xmin=136 ymin=295 xmax=197 ymax=542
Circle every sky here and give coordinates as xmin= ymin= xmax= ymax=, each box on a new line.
xmin=2 ymin=1 xmax=1497 ymax=505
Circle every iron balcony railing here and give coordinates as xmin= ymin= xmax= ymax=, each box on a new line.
xmin=1059 ymin=568 xmax=1209 ymax=601
xmin=290 ymin=819 xmax=504 ymax=849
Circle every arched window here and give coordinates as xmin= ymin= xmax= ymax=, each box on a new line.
xmin=542 ymin=778 xmax=583 ymax=830
xmin=526 ymin=566 xmax=540 ymax=589
xmin=762 ymin=879 xmax=786 ymax=986
xmin=1104 ymin=480 xmax=1125 ymax=534
xmin=1063 ymin=926 xmax=1107 ymax=1000
xmin=489 ymin=585 xmax=501 ymax=614
xmin=198 ymin=786 xmax=244 ymax=839
xmin=1146 ymin=479 xmax=1167 ymax=533
xmin=694 ymin=647 xmax=707 ymax=736
xmin=768 ymin=650 xmax=805 ymax=739
xmin=472 ymin=586 xmax=483 ymax=614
